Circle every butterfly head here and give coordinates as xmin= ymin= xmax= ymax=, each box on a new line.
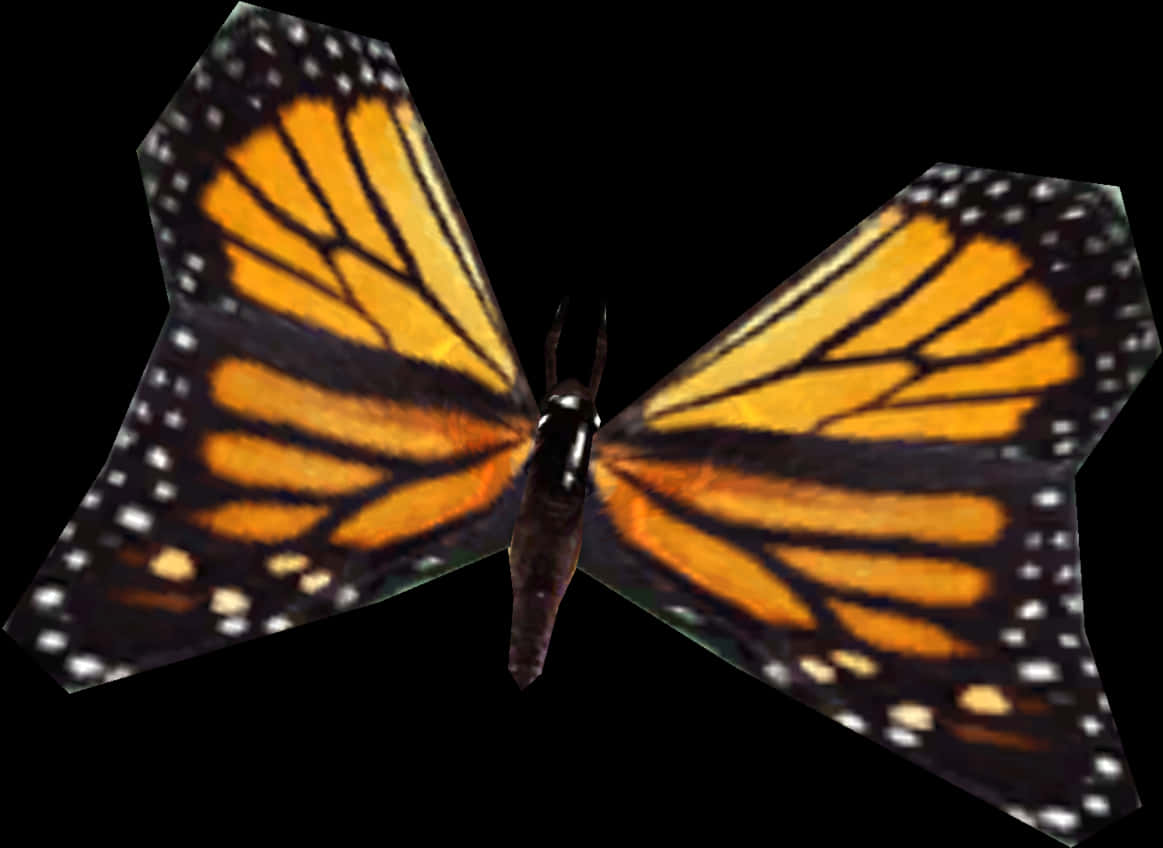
xmin=539 ymin=378 xmax=600 ymax=431
xmin=542 ymin=297 xmax=607 ymax=423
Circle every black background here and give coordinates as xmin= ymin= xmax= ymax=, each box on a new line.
xmin=2 ymin=2 xmax=1156 ymax=844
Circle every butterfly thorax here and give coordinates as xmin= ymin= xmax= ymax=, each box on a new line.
xmin=506 ymin=379 xmax=600 ymax=688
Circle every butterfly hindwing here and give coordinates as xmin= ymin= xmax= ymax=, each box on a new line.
xmin=581 ymin=165 xmax=1156 ymax=843
xmin=4 ymin=5 xmax=536 ymax=690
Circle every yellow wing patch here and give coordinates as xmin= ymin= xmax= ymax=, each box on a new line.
xmin=348 ymin=100 xmax=510 ymax=355
xmin=592 ymin=450 xmax=996 ymax=661
xmin=226 ymin=126 xmax=336 ymax=240
xmin=331 ymin=440 xmax=532 ymax=549
xmin=279 ymin=98 xmax=408 ymax=271
xmin=646 ymin=361 xmax=916 ymax=433
xmin=201 ymin=432 xmax=388 ymax=494
xmin=194 ymin=438 xmax=531 ymax=548
xmin=189 ymin=356 xmax=532 ymax=548
xmin=650 ymin=212 xmax=952 ymax=418
xmin=590 ymin=459 xmax=817 ymax=629
xmin=222 ymin=243 xmax=386 ymax=348
xmin=204 ymin=173 xmax=345 ymax=291
xmin=895 ymin=335 xmax=1077 ymax=401
xmin=201 ymin=95 xmax=518 ymax=395
xmin=192 ymin=501 xmax=330 ymax=543
xmin=187 ymin=94 xmax=535 ymax=552
xmin=597 ymin=453 xmax=1005 ymax=545
xmin=920 ymin=281 xmax=1067 ymax=358
xmin=822 ymin=396 xmax=1040 ymax=441
xmin=826 ymin=235 xmax=1032 ymax=358
xmin=689 ymin=206 xmax=908 ymax=368
xmin=642 ymin=209 xmax=1080 ymax=443
xmin=826 ymin=599 xmax=978 ymax=659
xmin=771 ymin=546 xmax=991 ymax=606
xmin=209 ymin=358 xmax=523 ymax=463
xmin=149 ymin=547 xmax=197 ymax=582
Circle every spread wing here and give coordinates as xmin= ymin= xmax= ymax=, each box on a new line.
xmin=4 ymin=6 xmax=536 ymax=691
xmin=580 ymin=164 xmax=1156 ymax=844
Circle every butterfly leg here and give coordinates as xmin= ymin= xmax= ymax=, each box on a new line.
xmin=545 ymin=297 xmax=569 ymax=390
xmin=589 ymin=299 xmax=608 ymax=398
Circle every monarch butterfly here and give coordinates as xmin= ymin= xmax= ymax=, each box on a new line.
xmin=3 ymin=4 xmax=1156 ymax=844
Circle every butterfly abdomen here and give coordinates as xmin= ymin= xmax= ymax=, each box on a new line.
xmin=507 ymin=380 xmax=599 ymax=688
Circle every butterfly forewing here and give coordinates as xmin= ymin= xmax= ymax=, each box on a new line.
xmin=4 ymin=5 xmax=536 ymax=690
xmin=582 ymin=165 xmax=1156 ymax=844
xmin=601 ymin=170 xmax=1155 ymax=462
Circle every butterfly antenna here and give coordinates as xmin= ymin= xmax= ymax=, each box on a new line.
xmin=589 ymin=299 xmax=608 ymax=397
xmin=545 ymin=297 xmax=569 ymax=391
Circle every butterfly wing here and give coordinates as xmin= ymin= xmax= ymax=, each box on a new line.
xmin=579 ymin=165 xmax=1157 ymax=843
xmin=4 ymin=7 xmax=536 ymax=691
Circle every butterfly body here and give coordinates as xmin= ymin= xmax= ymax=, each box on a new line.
xmin=508 ymin=369 xmax=603 ymax=685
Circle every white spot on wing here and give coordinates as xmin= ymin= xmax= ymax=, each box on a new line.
xmin=63 ymin=549 xmax=90 ymax=570
xmin=152 ymin=481 xmax=177 ymax=502
xmin=762 ymin=661 xmax=790 ymax=686
xmin=1037 ymin=808 xmax=1079 ymax=833
xmin=65 ymin=654 xmax=106 ymax=680
xmin=32 ymin=585 xmax=65 ymax=610
xmin=171 ymin=328 xmax=197 ymax=352
xmin=1017 ymin=600 xmax=1047 ymax=620
xmin=36 ymin=630 xmax=68 ymax=653
xmin=217 ymin=616 xmax=250 ymax=637
xmin=1000 ymin=628 xmax=1025 ymax=646
xmin=146 ymin=446 xmax=172 ymax=471
xmin=885 ymin=727 xmax=921 ymax=748
xmin=835 ymin=712 xmax=868 ymax=733
xmin=1083 ymin=795 xmax=1110 ymax=816
xmin=1033 ymin=488 xmax=1064 ymax=508
xmin=1017 ymin=659 xmax=1061 ymax=682
xmin=115 ymin=504 xmax=154 ymax=534
xmin=1094 ymin=755 xmax=1122 ymax=778
xmin=414 ymin=555 xmax=445 ymax=572
xmin=1079 ymin=715 xmax=1103 ymax=736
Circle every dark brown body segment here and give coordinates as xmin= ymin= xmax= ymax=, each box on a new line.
xmin=507 ymin=377 xmax=597 ymax=688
